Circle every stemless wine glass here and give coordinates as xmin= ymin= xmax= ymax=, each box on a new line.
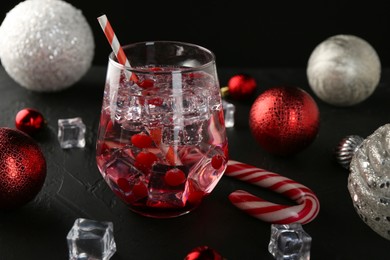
xmin=95 ymin=41 xmax=228 ymax=218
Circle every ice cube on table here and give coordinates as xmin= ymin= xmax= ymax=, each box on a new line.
xmin=67 ymin=218 xmax=116 ymax=260
xmin=58 ymin=117 xmax=86 ymax=149
xmin=222 ymin=100 xmax=235 ymax=128
xmin=268 ymin=223 xmax=312 ymax=260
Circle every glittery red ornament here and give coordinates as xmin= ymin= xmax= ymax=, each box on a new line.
xmin=0 ymin=127 xmax=47 ymax=209
xmin=221 ymin=74 xmax=257 ymax=100
xmin=15 ymin=108 xmax=45 ymax=135
xmin=249 ymin=86 xmax=320 ymax=156
xmin=184 ymin=245 xmax=225 ymax=260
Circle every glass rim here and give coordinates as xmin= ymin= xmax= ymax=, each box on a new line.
xmin=108 ymin=40 xmax=216 ymax=74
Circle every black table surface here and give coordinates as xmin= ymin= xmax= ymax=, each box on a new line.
xmin=1 ymin=65 xmax=390 ymax=260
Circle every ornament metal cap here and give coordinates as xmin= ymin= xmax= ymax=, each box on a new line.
xmin=220 ymin=86 xmax=229 ymax=98
xmin=335 ymin=135 xmax=364 ymax=169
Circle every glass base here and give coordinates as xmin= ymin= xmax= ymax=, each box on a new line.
xmin=128 ymin=204 xmax=200 ymax=218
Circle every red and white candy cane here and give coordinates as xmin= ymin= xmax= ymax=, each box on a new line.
xmin=225 ymin=160 xmax=320 ymax=224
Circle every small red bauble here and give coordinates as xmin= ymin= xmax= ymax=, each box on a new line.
xmin=184 ymin=245 xmax=225 ymax=260
xmin=0 ymin=127 xmax=47 ymax=209
xmin=249 ymin=86 xmax=320 ymax=156
xmin=221 ymin=74 xmax=257 ymax=100
xmin=15 ymin=108 xmax=45 ymax=135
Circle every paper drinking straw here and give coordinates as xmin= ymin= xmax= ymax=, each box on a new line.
xmin=97 ymin=14 xmax=136 ymax=81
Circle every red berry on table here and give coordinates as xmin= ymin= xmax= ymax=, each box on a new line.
xmin=131 ymin=132 xmax=153 ymax=148
xmin=164 ymin=168 xmax=186 ymax=186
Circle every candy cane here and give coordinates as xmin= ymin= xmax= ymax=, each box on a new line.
xmin=225 ymin=160 xmax=320 ymax=224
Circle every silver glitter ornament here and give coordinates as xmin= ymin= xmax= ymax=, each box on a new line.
xmin=348 ymin=124 xmax=390 ymax=240
xmin=0 ymin=0 xmax=94 ymax=92
xmin=335 ymin=135 xmax=364 ymax=169
xmin=307 ymin=34 xmax=381 ymax=106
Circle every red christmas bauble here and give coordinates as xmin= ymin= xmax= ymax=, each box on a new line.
xmin=249 ymin=86 xmax=320 ymax=156
xmin=184 ymin=245 xmax=224 ymax=260
xmin=222 ymin=74 xmax=257 ymax=100
xmin=0 ymin=127 xmax=47 ymax=209
xmin=15 ymin=108 xmax=45 ymax=135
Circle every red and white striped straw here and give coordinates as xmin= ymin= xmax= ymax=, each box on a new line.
xmin=97 ymin=14 xmax=136 ymax=81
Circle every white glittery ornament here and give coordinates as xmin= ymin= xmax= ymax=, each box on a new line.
xmin=0 ymin=0 xmax=95 ymax=92
xmin=306 ymin=34 xmax=381 ymax=106
xmin=349 ymin=124 xmax=390 ymax=240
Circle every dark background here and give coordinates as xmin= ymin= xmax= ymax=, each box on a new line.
xmin=1 ymin=0 xmax=389 ymax=68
